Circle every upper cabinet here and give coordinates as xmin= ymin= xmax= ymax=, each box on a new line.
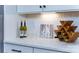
xmin=17 ymin=5 xmax=43 ymax=14
xmin=17 ymin=5 xmax=79 ymax=14
xmin=43 ymin=5 xmax=79 ymax=12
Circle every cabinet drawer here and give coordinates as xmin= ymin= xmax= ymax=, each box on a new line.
xmin=4 ymin=43 xmax=33 ymax=53
xmin=34 ymin=48 xmax=63 ymax=53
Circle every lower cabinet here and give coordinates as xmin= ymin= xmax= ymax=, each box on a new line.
xmin=4 ymin=43 xmax=66 ymax=53
xmin=34 ymin=48 xmax=62 ymax=53
xmin=4 ymin=43 xmax=33 ymax=53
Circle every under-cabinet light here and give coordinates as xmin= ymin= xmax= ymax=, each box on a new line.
xmin=41 ymin=13 xmax=58 ymax=23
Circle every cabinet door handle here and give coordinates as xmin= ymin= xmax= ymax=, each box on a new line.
xmin=11 ymin=49 xmax=21 ymax=53
xmin=43 ymin=5 xmax=46 ymax=8
xmin=39 ymin=5 xmax=42 ymax=8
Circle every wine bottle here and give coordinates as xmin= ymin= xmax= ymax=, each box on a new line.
xmin=20 ymin=21 xmax=23 ymax=30
xmin=23 ymin=20 xmax=27 ymax=37
xmin=20 ymin=21 xmax=23 ymax=38
xmin=24 ymin=21 xmax=27 ymax=31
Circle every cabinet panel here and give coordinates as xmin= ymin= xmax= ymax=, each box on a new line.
xmin=17 ymin=5 xmax=43 ymax=13
xmin=34 ymin=48 xmax=62 ymax=53
xmin=4 ymin=43 xmax=33 ymax=53
xmin=43 ymin=5 xmax=79 ymax=12
xmin=17 ymin=5 xmax=79 ymax=13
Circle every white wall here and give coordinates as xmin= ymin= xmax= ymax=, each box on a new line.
xmin=24 ymin=13 xmax=60 ymax=38
xmin=23 ymin=12 xmax=79 ymax=38
xmin=4 ymin=5 xmax=18 ymax=41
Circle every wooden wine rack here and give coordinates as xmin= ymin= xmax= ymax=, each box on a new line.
xmin=55 ymin=21 xmax=79 ymax=43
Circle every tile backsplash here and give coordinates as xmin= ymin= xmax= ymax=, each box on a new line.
xmin=17 ymin=12 xmax=79 ymax=38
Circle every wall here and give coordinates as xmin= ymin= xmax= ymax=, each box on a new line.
xmin=21 ymin=12 xmax=79 ymax=38
xmin=23 ymin=13 xmax=60 ymax=38
xmin=4 ymin=5 xmax=17 ymax=41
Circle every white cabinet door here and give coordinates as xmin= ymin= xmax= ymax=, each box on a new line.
xmin=43 ymin=5 xmax=60 ymax=12
xmin=34 ymin=48 xmax=62 ymax=53
xmin=17 ymin=5 xmax=43 ymax=13
xmin=43 ymin=5 xmax=79 ymax=12
xmin=4 ymin=43 xmax=33 ymax=53
xmin=17 ymin=5 xmax=79 ymax=13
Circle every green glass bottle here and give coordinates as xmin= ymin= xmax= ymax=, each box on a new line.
xmin=23 ymin=21 xmax=27 ymax=37
xmin=24 ymin=21 xmax=27 ymax=31
xmin=20 ymin=21 xmax=24 ymax=38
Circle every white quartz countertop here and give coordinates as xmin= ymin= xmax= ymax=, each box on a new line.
xmin=4 ymin=37 xmax=79 ymax=53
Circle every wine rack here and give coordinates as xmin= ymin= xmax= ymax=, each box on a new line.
xmin=55 ymin=21 xmax=79 ymax=43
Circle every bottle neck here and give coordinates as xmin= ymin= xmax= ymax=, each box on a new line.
xmin=21 ymin=21 xmax=23 ymax=26
xmin=24 ymin=21 xmax=26 ymax=26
